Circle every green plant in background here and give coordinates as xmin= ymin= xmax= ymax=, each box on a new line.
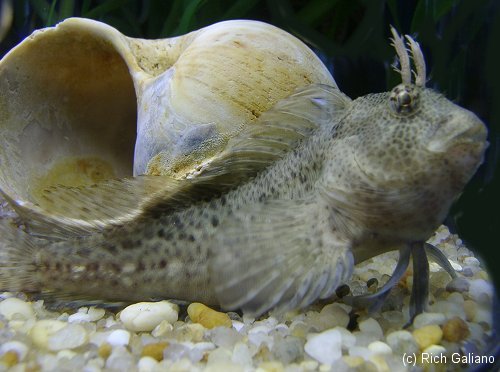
xmin=0 ymin=0 xmax=499 ymax=288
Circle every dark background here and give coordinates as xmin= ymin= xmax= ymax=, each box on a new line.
xmin=0 ymin=0 xmax=498 ymax=289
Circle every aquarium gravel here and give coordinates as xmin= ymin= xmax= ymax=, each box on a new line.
xmin=0 ymin=220 xmax=496 ymax=371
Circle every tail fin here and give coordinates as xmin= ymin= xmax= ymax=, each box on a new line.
xmin=0 ymin=219 xmax=40 ymax=293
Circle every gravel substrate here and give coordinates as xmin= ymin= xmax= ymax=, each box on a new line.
xmin=0 ymin=197 xmax=497 ymax=371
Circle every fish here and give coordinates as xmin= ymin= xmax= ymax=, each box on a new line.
xmin=0 ymin=28 xmax=488 ymax=318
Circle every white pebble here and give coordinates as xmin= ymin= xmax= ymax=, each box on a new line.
xmin=475 ymin=307 xmax=493 ymax=326
xmin=413 ymin=312 xmax=446 ymax=328
xmin=358 ymin=318 xmax=383 ymax=339
xmin=300 ymin=360 xmax=319 ymax=370
xmin=210 ymin=327 xmax=244 ymax=348
xmin=0 ymin=298 xmax=34 ymax=320
xmin=189 ymin=342 xmax=216 ymax=363
xmin=205 ymin=361 xmax=244 ymax=372
xmin=107 ymin=329 xmax=131 ymax=346
xmin=248 ymin=332 xmax=273 ymax=349
xmin=368 ymin=341 xmax=392 ymax=355
xmin=48 ymin=323 xmax=88 ymax=351
xmin=232 ymin=342 xmax=253 ymax=366
xmin=305 ymin=329 xmax=342 ymax=365
xmin=463 ymin=257 xmax=480 ymax=267
xmin=106 ymin=346 xmax=134 ymax=370
xmin=0 ymin=341 xmax=29 ymax=361
xmin=319 ymin=303 xmax=350 ymax=328
xmin=353 ymin=331 xmax=379 ymax=347
xmin=120 ymin=301 xmax=178 ymax=332
xmin=56 ymin=349 xmax=77 ymax=360
xmin=207 ymin=347 xmax=233 ymax=365
xmin=232 ymin=320 xmax=245 ymax=332
xmin=446 ymin=277 xmax=470 ymax=293
xmin=152 ymin=320 xmax=174 ymax=337
xmin=68 ymin=307 xmax=105 ymax=323
xmin=30 ymin=320 xmax=67 ymax=349
xmin=430 ymin=300 xmax=466 ymax=319
xmin=468 ymin=279 xmax=493 ymax=301
xmin=386 ymin=330 xmax=419 ymax=355
xmin=423 ymin=344 xmax=446 ymax=355
xmin=138 ymin=356 xmax=159 ymax=372
xmin=334 ymin=327 xmax=356 ymax=349
xmin=162 ymin=342 xmax=190 ymax=362
xmin=248 ymin=324 xmax=272 ymax=335
xmin=67 ymin=312 xmax=92 ymax=323
xmin=349 ymin=346 xmax=372 ymax=360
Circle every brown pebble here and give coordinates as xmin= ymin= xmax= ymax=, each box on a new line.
xmin=141 ymin=342 xmax=169 ymax=361
xmin=98 ymin=342 xmax=112 ymax=359
xmin=442 ymin=317 xmax=469 ymax=342
xmin=1 ymin=350 xmax=19 ymax=367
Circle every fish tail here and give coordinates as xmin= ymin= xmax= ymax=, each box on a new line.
xmin=0 ymin=220 xmax=40 ymax=293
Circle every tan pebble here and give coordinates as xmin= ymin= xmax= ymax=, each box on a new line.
xmin=412 ymin=325 xmax=443 ymax=349
xmin=205 ymin=362 xmax=244 ymax=372
xmin=172 ymin=323 xmax=205 ymax=342
xmin=257 ymin=361 xmax=285 ymax=372
xmin=477 ymin=271 xmax=489 ymax=280
xmin=369 ymin=355 xmax=390 ymax=372
xmin=0 ymin=298 xmax=35 ymax=321
xmin=1 ymin=350 xmax=19 ymax=367
xmin=141 ymin=342 xmax=169 ymax=361
xmin=290 ymin=322 xmax=309 ymax=338
xmin=343 ymin=356 xmax=365 ymax=367
xmin=151 ymin=320 xmax=174 ymax=337
xmin=423 ymin=344 xmax=447 ymax=355
xmin=98 ymin=342 xmax=112 ymax=359
xmin=283 ymin=310 xmax=301 ymax=322
xmin=256 ymin=344 xmax=272 ymax=361
xmin=442 ymin=317 xmax=469 ymax=342
xmin=187 ymin=303 xmax=231 ymax=329
xmin=463 ymin=300 xmax=477 ymax=321
xmin=299 ymin=360 xmax=319 ymax=370
xmin=30 ymin=320 xmax=66 ymax=349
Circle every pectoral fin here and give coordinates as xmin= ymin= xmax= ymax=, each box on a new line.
xmin=209 ymin=197 xmax=354 ymax=316
xmin=195 ymin=84 xmax=350 ymax=187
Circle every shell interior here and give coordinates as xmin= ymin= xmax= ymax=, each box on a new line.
xmin=0 ymin=25 xmax=137 ymax=207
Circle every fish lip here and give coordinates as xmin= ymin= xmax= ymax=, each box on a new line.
xmin=426 ymin=112 xmax=488 ymax=153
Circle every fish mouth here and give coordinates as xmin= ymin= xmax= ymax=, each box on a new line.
xmin=426 ymin=110 xmax=488 ymax=154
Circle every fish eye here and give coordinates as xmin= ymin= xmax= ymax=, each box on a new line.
xmin=389 ymin=84 xmax=419 ymax=115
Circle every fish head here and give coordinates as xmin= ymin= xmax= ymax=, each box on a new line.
xmin=322 ymin=28 xmax=489 ymax=249
xmin=331 ymin=82 xmax=488 ymax=250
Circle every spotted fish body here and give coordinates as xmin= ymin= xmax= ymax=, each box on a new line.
xmin=0 ymin=30 xmax=488 ymax=316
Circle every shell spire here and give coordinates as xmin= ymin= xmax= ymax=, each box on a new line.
xmin=390 ymin=26 xmax=427 ymax=87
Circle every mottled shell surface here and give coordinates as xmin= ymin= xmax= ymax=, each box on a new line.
xmin=0 ymin=18 xmax=334 ymax=220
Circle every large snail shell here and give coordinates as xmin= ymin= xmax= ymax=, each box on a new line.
xmin=0 ymin=18 xmax=334 ymax=221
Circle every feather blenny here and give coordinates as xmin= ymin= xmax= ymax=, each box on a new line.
xmin=0 ymin=27 xmax=488 ymax=320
